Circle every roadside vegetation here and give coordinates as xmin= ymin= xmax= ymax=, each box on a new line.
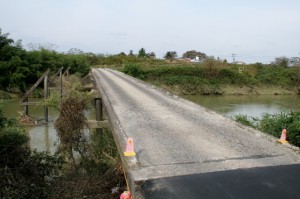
xmin=234 ymin=112 xmax=300 ymax=147
xmin=0 ymin=29 xmax=91 ymax=95
xmin=0 ymin=89 xmax=125 ymax=198
xmin=50 ymin=90 xmax=125 ymax=199
xmin=122 ymin=61 xmax=300 ymax=95
xmin=0 ymin=102 xmax=64 ymax=198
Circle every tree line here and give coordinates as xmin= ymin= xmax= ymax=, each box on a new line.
xmin=0 ymin=28 xmax=201 ymax=93
xmin=0 ymin=29 xmax=92 ymax=93
xmin=1 ymin=28 xmax=299 ymax=94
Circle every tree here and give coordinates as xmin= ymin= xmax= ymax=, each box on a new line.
xmin=147 ymin=52 xmax=156 ymax=58
xmin=182 ymin=50 xmax=207 ymax=60
xmin=67 ymin=48 xmax=84 ymax=55
xmin=272 ymin=57 xmax=289 ymax=67
xmin=138 ymin=48 xmax=146 ymax=58
xmin=290 ymin=57 xmax=300 ymax=66
xmin=118 ymin=52 xmax=126 ymax=56
xmin=129 ymin=50 xmax=134 ymax=56
xmin=0 ymin=29 xmax=14 ymax=49
xmin=164 ymin=51 xmax=177 ymax=60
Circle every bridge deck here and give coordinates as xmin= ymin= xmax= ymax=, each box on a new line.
xmin=92 ymin=68 xmax=300 ymax=199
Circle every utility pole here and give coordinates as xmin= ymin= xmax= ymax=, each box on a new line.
xmin=232 ymin=54 xmax=236 ymax=63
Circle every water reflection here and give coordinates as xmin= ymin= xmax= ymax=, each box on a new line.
xmin=183 ymin=95 xmax=300 ymax=118
xmin=2 ymin=95 xmax=300 ymax=152
xmin=2 ymin=98 xmax=94 ymax=153
xmin=28 ymin=123 xmax=58 ymax=153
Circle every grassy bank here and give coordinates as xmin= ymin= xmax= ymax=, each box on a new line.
xmin=0 ymin=90 xmax=17 ymax=99
xmin=121 ymin=61 xmax=300 ymax=95
xmin=234 ymin=112 xmax=300 ymax=147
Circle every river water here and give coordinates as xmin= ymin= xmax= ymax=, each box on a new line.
xmin=1 ymin=98 xmax=95 ymax=153
xmin=2 ymin=95 xmax=300 ymax=152
xmin=184 ymin=95 xmax=300 ymax=119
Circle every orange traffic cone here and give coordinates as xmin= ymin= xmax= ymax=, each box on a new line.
xmin=124 ymin=137 xmax=136 ymax=157
xmin=278 ymin=129 xmax=288 ymax=144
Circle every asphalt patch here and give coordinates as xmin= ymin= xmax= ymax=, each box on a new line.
xmin=140 ymin=164 xmax=300 ymax=199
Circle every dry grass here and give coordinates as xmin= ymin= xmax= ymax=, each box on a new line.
xmin=49 ymin=166 xmax=126 ymax=199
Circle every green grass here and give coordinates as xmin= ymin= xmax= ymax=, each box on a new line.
xmin=121 ymin=61 xmax=300 ymax=95
xmin=234 ymin=112 xmax=300 ymax=147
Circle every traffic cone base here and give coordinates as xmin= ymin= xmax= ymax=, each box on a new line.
xmin=124 ymin=137 xmax=136 ymax=157
xmin=277 ymin=129 xmax=288 ymax=144
xmin=277 ymin=140 xmax=288 ymax=144
xmin=124 ymin=151 xmax=136 ymax=156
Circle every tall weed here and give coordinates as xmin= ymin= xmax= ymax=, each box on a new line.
xmin=235 ymin=112 xmax=300 ymax=147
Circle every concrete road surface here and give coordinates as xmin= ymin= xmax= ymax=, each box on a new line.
xmin=92 ymin=68 xmax=300 ymax=199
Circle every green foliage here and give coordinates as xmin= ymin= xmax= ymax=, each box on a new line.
xmin=0 ymin=112 xmax=63 ymax=198
xmin=138 ymin=48 xmax=146 ymax=58
xmin=0 ymin=29 xmax=14 ymax=48
xmin=164 ymin=51 xmax=177 ymax=60
xmin=0 ymin=29 xmax=91 ymax=93
xmin=258 ymin=112 xmax=300 ymax=147
xmin=0 ymin=91 xmax=11 ymax=99
xmin=272 ymin=57 xmax=289 ymax=68
xmin=233 ymin=114 xmax=257 ymax=128
xmin=256 ymin=66 xmax=294 ymax=86
xmin=182 ymin=50 xmax=207 ymax=60
xmin=123 ymin=63 xmax=143 ymax=77
xmin=121 ymin=60 xmax=300 ymax=95
xmin=81 ymin=128 xmax=119 ymax=175
xmin=234 ymin=112 xmax=300 ymax=147
xmin=55 ymin=92 xmax=87 ymax=169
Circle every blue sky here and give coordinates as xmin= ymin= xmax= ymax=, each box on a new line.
xmin=1 ymin=0 xmax=300 ymax=63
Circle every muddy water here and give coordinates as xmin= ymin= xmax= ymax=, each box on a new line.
xmin=183 ymin=95 xmax=300 ymax=118
xmin=2 ymin=95 xmax=300 ymax=152
xmin=2 ymin=98 xmax=95 ymax=153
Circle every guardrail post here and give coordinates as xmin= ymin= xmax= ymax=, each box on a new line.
xmin=44 ymin=74 xmax=49 ymax=123
xmin=24 ymin=98 xmax=29 ymax=115
xmin=60 ymin=70 xmax=63 ymax=98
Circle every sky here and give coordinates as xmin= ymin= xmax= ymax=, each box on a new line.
xmin=1 ymin=0 xmax=300 ymax=63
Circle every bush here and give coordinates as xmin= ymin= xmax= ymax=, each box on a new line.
xmin=234 ymin=112 xmax=300 ymax=147
xmin=0 ymin=105 xmax=63 ymax=198
xmin=123 ymin=64 xmax=143 ymax=77
xmin=233 ymin=114 xmax=257 ymax=128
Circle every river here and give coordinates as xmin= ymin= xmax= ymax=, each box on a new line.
xmin=184 ymin=94 xmax=300 ymax=118
xmin=2 ymin=95 xmax=300 ymax=152
xmin=1 ymin=98 xmax=95 ymax=153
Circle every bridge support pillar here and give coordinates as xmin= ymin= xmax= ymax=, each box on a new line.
xmin=94 ymin=97 xmax=103 ymax=121
xmin=94 ymin=97 xmax=104 ymax=133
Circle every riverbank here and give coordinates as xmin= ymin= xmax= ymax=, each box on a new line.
xmin=148 ymin=83 xmax=297 ymax=96
xmin=212 ymin=85 xmax=296 ymax=95
xmin=121 ymin=62 xmax=300 ymax=96
xmin=0 ymin=90 xmax=17 ymax=99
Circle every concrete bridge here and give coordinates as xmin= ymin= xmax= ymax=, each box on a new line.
xmin=91 ymin=68 xmax=300 ymax=199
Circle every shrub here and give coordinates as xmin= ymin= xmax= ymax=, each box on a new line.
xmin=123 ymin=64 xmax=143 ymax=78
xmin=233 ymin=114 xmax=257 ymax=128
xmin=234 ymin=112 xmax=300 ymax=147
xmin=0 ymin=103 xmax=63 ymax=198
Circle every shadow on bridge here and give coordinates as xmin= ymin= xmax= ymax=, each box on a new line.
xmin=140 ymin=164 xmax=300 ymax=199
